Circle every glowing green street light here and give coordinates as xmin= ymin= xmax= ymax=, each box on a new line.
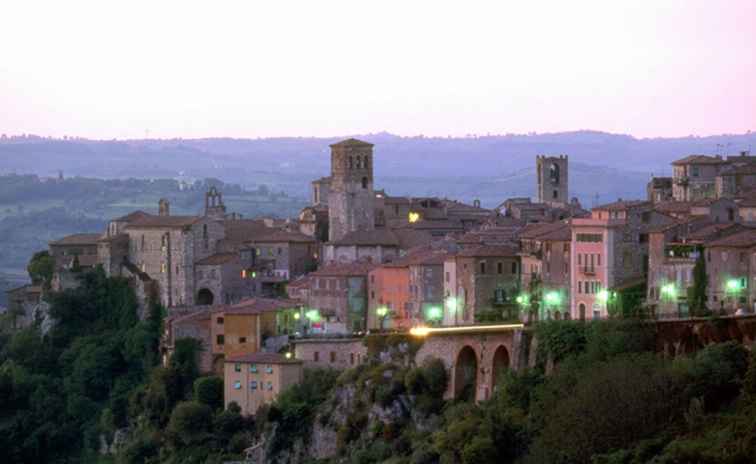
xmin=293 ymin=312 xmax=301 ymax=320
xmin=376 ymin=306 xmax=389 ymax=318
xmin=426 ymin=306 xmax=443 ymax=321
xmin=544 ymin=291 xmax=561 ymax=306
xmin=304 ymin=309 xmax=321 ymax=322
xmin=597 ymin=289 xmax=610 ymax=304
xmin=445 ymin=296 xmax=458 ymax=313
xmin=661 ymin=283 xmax=677 ymax=299
xmin=515 ymin=294 xmax=530 ymax=306
xmin=726 ymin=279 xmax=743 ymax=292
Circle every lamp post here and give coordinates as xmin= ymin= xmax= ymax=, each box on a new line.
xmin=376 ymin=306 xmax=388 ymax=331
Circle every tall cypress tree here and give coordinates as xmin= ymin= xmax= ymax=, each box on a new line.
xmin=688 ymin=247 xmax=707 ymax=316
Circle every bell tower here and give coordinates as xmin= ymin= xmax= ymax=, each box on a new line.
xmin=328 ymin=139 xmax=375 ymax=242
xmin=536 ymin=155 xmax=569 ymax=206
xmin=204 ymin=186 xmax=226 ymax=220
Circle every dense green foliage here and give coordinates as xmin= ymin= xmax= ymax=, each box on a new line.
xmin=688 ymin=250 xmax=708 ymax=316
xmin=0 ymin=268 xmax=162 ymax=463
xmin=268 ymin=321 xmax=756 ymax=464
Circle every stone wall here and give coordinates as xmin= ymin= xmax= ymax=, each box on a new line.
xmin=293 ymin=338 xmax=367 ymax=369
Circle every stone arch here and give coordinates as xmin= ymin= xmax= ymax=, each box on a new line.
xmin=491 ymin=345 xmax=510 ymax=389
xmin=197 ymin=288 xmax=214 ymax=306
xmin=454 ymin=345 xmax=478 ymax=401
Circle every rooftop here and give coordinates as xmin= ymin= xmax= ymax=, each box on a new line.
xmin=330 ymin=138 xmax=374 ymax=148
xmin=671 ymin=155 xmax=726 ymax=166
xmin=706 ymin=228 xmax=756 ymax=248
xmin=195 ymin=252 xmax=239 ymax=266
xmin=225 ymin=352 xmax=302 ymax=364
xmin=49 ymin=233 xmax=102 ymax=246
xmin=456 ymin=244 xmax=518 ymax=258
xmin=593 ymin=200 xmax=651 ymax=212
xmin=222 ymin=297 xmax=302 ymax=315
xmin=126 ymin=215 xmax=200 ymax=229
xmin=251 ymin=230 xmax=316 ymax=244
xmin=310 ymin=260 xmax=377 ymax=277
xmin=112 ymin=210 xmax=152 ymax=223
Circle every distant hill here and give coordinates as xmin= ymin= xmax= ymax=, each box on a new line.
xmin=1 ymin=129 xmax=754 ymax=206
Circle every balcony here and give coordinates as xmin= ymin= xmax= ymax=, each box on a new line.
xmin=580 ymin=266 xmax=597 ymax=276
xmin=674 ymin=176 xmax=689 ymax=186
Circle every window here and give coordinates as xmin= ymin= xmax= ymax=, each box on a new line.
xmin=370 ymin=275 xmax=375 ymax=284
xmin=234 ymin=363 xmax=241 ymax=372
xmin=511 ymin=262 xmax=517 ymax=274
xmin=445 ymin=271 xmax=450 ymax=282
xmin=239 ymin=337 xmax=247 ymax=344
xmin=691 ymin=166 xmax=700 ymax=177
xmin=233 ymin=381 xmax=241 ymax=390
xmin=277 ymin=247 xmax=282 ymax=255
xmin=578 ymin=281 xmax=582 ymax=294
xmin=250 ymin=364 xmax=258 ymax=373
xmin=597 ymin=254 xmax=602 ymax=266
xmin=217 ymin=317 xmax=224 ymax=324
xmin=371 ymin=291 xmax=375 ymax=299
xmin=578 ymin=254 xmax=582 ymax=265
xmin=350 ymin=353 xmax=355 ymax=365
xmin=576 ymin=233 xmax=603 ymax=243
xmin=480 ymin=261 xmax=486 ymax=274
xmin=362 ymin=177 xmax=368 ymax=189
xmin=330 ymin=352 xmax=336 ymax=363
xmin=265 ymin=365 xmax=273 ymax=374
xmin=314 ymin=352 xmax=319 ymax=362
xmin=267 ymin=382 xmax=273 ymax=391
xmin=217 ymin=335 xmax=225 ymax=345
xmin=349 ymin=156 xmax=354 ymax=169
xmin=553 ymin=190 xmax=558 ymax=199
xmin=497 ymin=262 xmax=503 ymax=274
xmin=250 ymin=381 xmax=257 ymax=390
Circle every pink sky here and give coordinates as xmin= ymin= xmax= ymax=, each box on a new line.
xmin=1 ymin=1 xmax=755 ymax=139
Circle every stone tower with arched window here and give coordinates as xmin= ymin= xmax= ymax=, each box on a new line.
xmin=536 ymin=155 xmax=569 ymax=206
xmin=205 ymin=186 xmax=226 ymax=220
xmin=328 ymin=138 xmax=375 ymax=242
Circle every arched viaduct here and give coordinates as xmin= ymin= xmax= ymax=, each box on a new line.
xmin=412 ymin=315 xmax=756 ymax=403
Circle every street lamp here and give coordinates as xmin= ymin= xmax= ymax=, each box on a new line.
xmin=426 ymin=306 xmax=443 ymax=324
xmin=376 ymin=306 xmax=389 ymax=330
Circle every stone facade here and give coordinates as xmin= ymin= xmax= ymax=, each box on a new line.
xmin=536 ymin=155 xmax=569 ymax=207
xmin=443 ymin=246 xmax=520 ymax=325
xmin=293 ymin=338 xmax=367 ymax=370
xmin=224 ymin=353 xmax=303 ymax=416
xmin=328 ymin=139 xmax=375 ymax=242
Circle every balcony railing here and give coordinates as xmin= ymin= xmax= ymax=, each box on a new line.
xmin=580 ymin=266 xmax=597 ymax=275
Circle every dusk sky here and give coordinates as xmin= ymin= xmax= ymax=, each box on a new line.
xmin=1 ymin=0 xmax=755 ymax=139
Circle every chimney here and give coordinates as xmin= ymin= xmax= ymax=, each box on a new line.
xmin=158 ymin=198 xmax=170 ymax=216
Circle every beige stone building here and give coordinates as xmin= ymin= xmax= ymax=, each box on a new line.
xmin=293 ymin=337 xmax=367 ymax=369
xmin=224 ymin=352 xmax=303 ymax=416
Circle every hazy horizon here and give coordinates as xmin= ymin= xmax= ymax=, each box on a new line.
xmin=2 ymin=1 xmax=755 ymax=140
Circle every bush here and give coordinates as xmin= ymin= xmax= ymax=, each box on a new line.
xmin=165 ymin=401 xmax=213 ymax=447
xmin=193 ymin=376 xmax=223 ymax=411
xmin=683 ymin=341 xmax=750 ymax=410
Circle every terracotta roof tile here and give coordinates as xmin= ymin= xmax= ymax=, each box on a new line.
xmin=49 ymin=233 xmax=102 ymax=246
xmin=329 ymin=138 xmax=374 ymax=148
xmin=706 ymin=228 xmax=756 ymax=248
xmin=593 ymin=200 xmax=651 ymax=211
xmin=222 ymin=297 xmax=302 ymax=315
xmin=225 ymin=352 xmax=302 ymax=364
xmin=457 ymin=244 xmax=518 ymax=257
xmin=127 ymin=215 xmax=200 ymax=229
xmin=671 ymin=155 xmax=727 ymax=166
xmin=310 ymin=260 xmax=377 ymax=277
xmin=195 ymin=252 xmax=239 ymax=266
xmin=251 ymin=230 xmax=316 ymax=244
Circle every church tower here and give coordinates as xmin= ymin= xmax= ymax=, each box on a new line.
xmin=204 ymin=186 xmax=226 ymax=220
xmin=328 ymin=139 xmax=375 ymax=242
xmin=536 ymin=155 xmax=569 ymax=206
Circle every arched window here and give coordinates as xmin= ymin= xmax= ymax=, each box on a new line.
xmin=361 ymin=176 xmax=368 ymax=189
xmin=549 ymin=163 xmax=560 ymax=184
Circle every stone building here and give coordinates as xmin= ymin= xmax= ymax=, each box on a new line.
xmin=645 ymin=219 xmax=742 ymax=318
xmin=366 ymin=247 xmax=450 ymax=330
xmin=536 ymin=155 xmax=569 ymax=207
xmin=322 ymin=228 xmax=431 ymax=264
xmin=211 ymin=298 xmax=302 ymax=370
xmin=672 ymin=155 xmax=728 ymax=201
xmin=163 ymin=309 xmax=214 ymax=372
xmin=4 ymin=284 xmax=43 ymax=329
xmin=224 ymin=352 xmax=303 ymax=416
xmin=49 ymin=233 xmax=101 ymax=271
xmin=328 ymin=139 xmax=375 ymax=242
xmin=305 ymin=261 xmax=376 ymax=334
xmin=518 ymin=221 xmax=572 ymax=319
xmin=293 ymin=338 xmax=367 ymax=369
xmin=443 ymin=245 xmax=521 ymax=325
xmin=246 ymin=230 xmax=318 ymax=292
xmin=647 ymin=177 xmax=673 ymax=203
xmin=570 ymin=200 xmax=675 ymax=320
xmin=703 ymin=228 xmax=756 ymax=314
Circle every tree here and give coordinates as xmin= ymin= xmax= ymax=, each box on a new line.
xmin=166 ymin=401 xmax=213 ymax=447
xmin=688 ymin=248 xmax=708 ymax=316
xmin=193 ymin=376 xmax=224 ymax=411
xmin=27 ymin=250 xmax=54 ymax=288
